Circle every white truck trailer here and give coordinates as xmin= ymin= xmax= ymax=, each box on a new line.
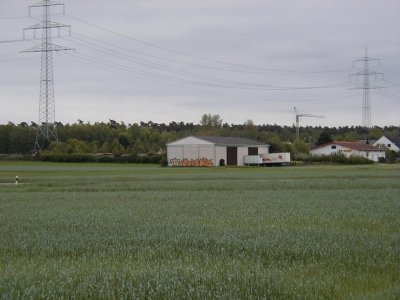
xmin=244 ymin=153 xmax=291 ymax=166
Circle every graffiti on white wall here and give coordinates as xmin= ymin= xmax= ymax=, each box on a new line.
xmin=170 ymin=157 xmax=213 ymax=167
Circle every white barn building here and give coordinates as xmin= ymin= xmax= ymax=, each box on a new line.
xmin=311 ymin=141 xmax=386 ymax=162
xmin=167 ymin=136 xmax=269 ymax=167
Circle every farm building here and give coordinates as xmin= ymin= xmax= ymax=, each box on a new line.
xmin=167 ymin=136 xmax=269 ymax=167
xmin=310 ymin=141 xmax=386 ymax=162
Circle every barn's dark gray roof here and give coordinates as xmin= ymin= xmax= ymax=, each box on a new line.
xmin=195 ymin=136 xmax=268 ymax=146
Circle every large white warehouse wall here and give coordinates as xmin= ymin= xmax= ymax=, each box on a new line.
xmin=258 ymin=146 xmax=269 ymax=154
xmin=237 ymin=147 xmax=248 ymax=166
xmin=167 ymin=144 xmax=215 ymax=166
xmin=215 ymin=146 xmax=226 ymax=166
xmin=182 ymin=145 xmax=198 ymax=158
xmin=167 ymin=145 xmax=183 ymax=164
xmin=199 ymin=145 xmax=214 ymax=159
xmin=167 ymin=136 xmax=270 ymax=167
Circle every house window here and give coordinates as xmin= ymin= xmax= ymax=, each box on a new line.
xmin=331 ymin=145 xmax=337 ymax=149
xmin=387 ymin=144 xmax=391 ymax=148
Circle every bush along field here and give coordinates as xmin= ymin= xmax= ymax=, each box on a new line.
xmin=0 ymin=162 xmax=399 ymax=299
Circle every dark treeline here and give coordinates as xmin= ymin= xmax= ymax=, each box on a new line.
xmin=0 ymin=115 xmax=399 ymax=156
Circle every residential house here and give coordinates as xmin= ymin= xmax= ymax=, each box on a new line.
xmin=373 ymin=136 xmax=400 ymax=152
xmin=310 ymin=141 xmax=385 ymax=162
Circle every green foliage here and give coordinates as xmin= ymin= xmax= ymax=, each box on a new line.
xmin=160 ymin=153 xmax=168 ymax=167
xmin=258 ymin=132 xmax=286 ymax=152
xmin=131 ymin=139 xmax=146 ymax=154
xmin=39 ymin=153 xmax=96 ymax=163
xmin=291 ymin=140 xmax=309 ymax=155
xmin=0 ymin=124 xmax=36 ymax=154
xmin=0 ymin=120 xmax=399 ymax=162
xmin=382 ymin=150 xmax=398 ymax=164
xmin=301 ymin=153 xmax=374 ymax=165
xmin=0 ymin=163 xmax=399 ymax=298
xmin=37 ymin=153 xmax=162 ymax=164
xmin=316 ymin=130 xmax=333 ymax=145
xmin=200 ymin=113 xmax=223 ymax=127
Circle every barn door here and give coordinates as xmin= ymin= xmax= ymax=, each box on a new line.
xmin=227 ymin=147 xmax=237 ymax=166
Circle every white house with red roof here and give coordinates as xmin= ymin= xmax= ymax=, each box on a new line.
xmin=310 ymin=141 xmax=386 ymax=162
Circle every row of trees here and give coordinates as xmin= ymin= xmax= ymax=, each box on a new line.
xmin=1 ymin=114 xmax=399 ymax=157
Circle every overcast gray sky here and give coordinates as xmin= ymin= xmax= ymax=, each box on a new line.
xmin=1 ymin=0 xmax=399 ymax=127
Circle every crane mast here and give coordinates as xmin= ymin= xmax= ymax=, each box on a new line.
xmin=294 ymin=107 xmax=324 ymax=142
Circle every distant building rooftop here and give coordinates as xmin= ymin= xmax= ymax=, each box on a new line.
xmin=195 ymin=136 xmax=267 ymax=146
xmin=317 ymin=141 xmax=385 ymax=151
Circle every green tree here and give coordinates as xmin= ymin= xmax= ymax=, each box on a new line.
xmin=291 ymin=140 xmax=309 ymax=155
xmin=258 ymin=132 xmax=285 ymax=153
xmin=66 ymin=139 xmax=92 ymax=153
xmin=9 ymin=126 xmax=35 ymax=154
xmin=0 ymin=125 xmax=12 ymax=153
xmin=131 ymin=139 xmax=145 ymax=154
xmin=200 ymin=114 xmax=223 ymax=127
xmin=316 ymin=131 xmax=333 ymax=146
xmin=368 ymin=126 xmax=384 ymax=139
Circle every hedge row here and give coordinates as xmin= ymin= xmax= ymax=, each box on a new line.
xmin=38 ymin=153 xmax=162 ymax=164
xmin=297 ymin=153 xmax=374 ymax=165
xmin=0 ymin=154 xmax=35 ymax=161
xmin=0 ymin=153 xmax=381 ymax=165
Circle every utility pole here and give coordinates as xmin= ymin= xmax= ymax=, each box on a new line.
xmin=21 ymin=0 xmax=73 ymax=151
xmin=294 ymin=107 xmax=324 ymax=143
xmin=350 ymin=48 xmax=384 ymax=128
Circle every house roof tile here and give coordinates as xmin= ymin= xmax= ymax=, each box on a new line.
xmin=195 ymin=136 xmax=268 ymax=146
xmin=317 ymin=141 xmax=385 ymax=151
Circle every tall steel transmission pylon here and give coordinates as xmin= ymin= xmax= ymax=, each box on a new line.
xmin=350 ymin=48 xmax=384 ymax=128
xmin=21 ymin=0 xmax=73 ymax=151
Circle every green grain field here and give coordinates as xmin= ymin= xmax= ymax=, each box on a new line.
xmin=0 ymin=162 xmax=399 ymax=299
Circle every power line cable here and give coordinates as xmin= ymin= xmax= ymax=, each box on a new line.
xmin=383 ymin=79 xmax=400 ymax=90
xmin=71 ymin=31 xmax=353 ymax=80
xmin=67 ymin=46 xmax=352 ymax=91
xmin=63 ymin=52 xmax=347 ymax=106
xmin=65 ymin=14 xmax=351 ymax=75
xmin=71 ymin=32 xmax=278 ymax=76
xmin=0 ymin=39 xmax=26 ymax=43
xmin=0 ymin=16 xmax=28 ymax=20
xmin=381 ymin=66 xmax=400 ymax=76
xmin=64 ymin=35 xmax=352 ymax=91
xmin=374 ymin=89 xmax=399 ymax=101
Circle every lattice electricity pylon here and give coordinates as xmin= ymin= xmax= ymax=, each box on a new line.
xmin=350 ymin=48 xmax=384 ymax=128
xmin=21 ymin=0 xmax=74 ymax=151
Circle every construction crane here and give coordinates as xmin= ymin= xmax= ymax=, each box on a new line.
xmin=294 ymin=107 xmax=324 ymax=142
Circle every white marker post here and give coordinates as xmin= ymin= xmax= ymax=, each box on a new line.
xmin=15 ymin=176 xmax=18 ymax=186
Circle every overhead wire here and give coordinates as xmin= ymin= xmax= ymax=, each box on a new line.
xmin=2 ymin=11 xmax=354 ymax=91
xmin=62 ymin=33 xmax=352 ymax=91
xmin=374 ymin=89 xmax=399 ymax=101
xmin=65 ymin=14 xmax=351 ymax=75
xmin=0 ymin=39 xmax=26 ymax=44
xmin=64 ymin=51 xmax=345 ymax=106
xmin=0 ymin=15 xmax=28 ymax=20
xmin=383 ymin=79 xmax=400 ymax=90
xmin=3 ymin=8 xmax=374 ymax=103
xmin=65 ymin=50 xmax=352 ymax=91
xmin=381 ymin=66 xmax=400 ymax=76
xmin=72 ymin=32 xmax=280 ymax=76
xmin=66 ymin=35 xmax=255 ymax=87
